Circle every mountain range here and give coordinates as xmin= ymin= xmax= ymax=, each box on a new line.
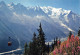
xmin=0 ymin=1 xmax=80 ymax=52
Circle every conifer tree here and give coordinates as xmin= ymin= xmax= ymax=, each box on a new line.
xmin=69 ymin=31 xmax=72 ymax=39
xmin=32 ymin=32 xmax=36 ymax=42
xmin=78 ymin=27 xmax=80 ymax=36
xmin=47 ymin=42 xmax=49 ymax=55
xmin=32 ymin=32 xmax=39 ymax=55
xmin=28 ymin=42 xmax=33 ymax=55
xmin=59 ymin=38 xmax=61 ymax=45
xmin=28 ymin=32 xmax=39 ymax=55
xmin=37 ymin=23 xmax=46 ymax=55
xmin=51 ymin=42 xmax=54 ymax=51
xmin=24 ymin=43 xmax=28 ymax=55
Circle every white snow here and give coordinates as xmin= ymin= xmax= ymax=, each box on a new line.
xmin=0 ymin=48 xmax=21 ymax=55
xmin=60 ymin=22 xmax=74 ymax=32
xmin=41 ymin=6 xmax=71 ymax=16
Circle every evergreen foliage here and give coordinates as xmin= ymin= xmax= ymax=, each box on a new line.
xmin=78 ymin=27 xmax=80 ymax=36
xmin=37 ymin=23 xmax=46 ymax=55
xmin=28 ymin=42 xmax=32 ymax=55
xmin=31 ymin=32 xmax=39 ymax=55
xmin=24 ymin=23 xmax=46 ymax=55
xmin=23 ymin=25 xmax=80 ymax=55
xmin=69 ymin=31 xmax=72 ymax=39
xmin=51 ymin=42 xmax=54 ymax=51
xmin=47 ymin=43 xmax=49 ymax=54
xmin=24 ymin=43 xmax=28 ymax=55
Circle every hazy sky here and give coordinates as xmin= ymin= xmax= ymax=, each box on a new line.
xmin=0 ymin=0 xmax=80 ymax=15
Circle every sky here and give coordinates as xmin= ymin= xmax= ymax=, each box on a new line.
xmin=0 ymin=0 xmax=80 ymax=15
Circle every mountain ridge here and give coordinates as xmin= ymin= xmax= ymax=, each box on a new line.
xmin=0 ymin=1 xmax=80 ymax=52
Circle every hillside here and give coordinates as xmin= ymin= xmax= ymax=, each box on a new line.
xmin=0 ymin=1 xmax=80 ymax=52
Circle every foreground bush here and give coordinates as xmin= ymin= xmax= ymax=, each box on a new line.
xmin=50 ymin=35 xmax=80 ymax=55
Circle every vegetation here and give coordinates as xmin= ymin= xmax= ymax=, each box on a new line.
xmin=24 ymin=23 xmax=48 ymax=55
xmin=24 ymin=23 xmax=80 ymax=55
xmin=50 ymin=30 xmax=80 ymax=55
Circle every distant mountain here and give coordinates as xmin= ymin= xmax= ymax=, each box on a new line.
xmin=0 ymin=1 xmax=80 ymax=52
xmin=41 ymin=6 xmax=80 ymax=32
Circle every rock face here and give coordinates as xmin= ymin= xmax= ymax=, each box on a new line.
xmin=0 ymin=1 xmax=80 ymax=52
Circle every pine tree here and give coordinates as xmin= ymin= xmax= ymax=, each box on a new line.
xmin=28 ymin=42 xmax=33 ymax=55
xmin=27 ymin=23 xmax=46 ymax=55
xmin=59 ymin=38 xmax=61 ymax=45
xmin=47 ymin=42 xmax=49 ymax=55
xmin=51 ymin=42 xmax=54 ymax=51
xmin=32 ymin=32 xmax=36 ymax=42
xmin=78 ymin=27 xmax=80 ymax=36
xmin=69 ymin=31 xmax=72 ymax=39
xmin=28 ymin=32 xmax=39 ymax=55
xmin=24 ymin=43 xmax=28 ymax=55
xmin=37 ymin=23 xmax=46 ymax=55
xmin=32 ymin=32 xmax=39 ymax=55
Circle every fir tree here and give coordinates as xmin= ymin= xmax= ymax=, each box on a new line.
xmin=69 ymin=31 xmax=72 ymax=39
xmin=32 ymin=32 xmax=36 ymax=42
xmin=32 ymin=32 xmax=39 ymax=55
xmin=59 ymin=38 xmax=61 ymax=45
xmin=51 ymin=42 xmax=54 ymax=51
xmin=47 ymin=42 xmax=49 ymax=55
xmin=24 ymin=43 xmax=28 ymax=55
xmin=78 ymin=27 xmax=80 ymax=36
xmin=28 ymin=42 xmax=33 ymax=55
xmin=28 ymin=32 xmax=39 ymax=55
xmin=45 ymin=43 xmax=50 ymax=55
xmin=25 ymin=23 xmax=46 ymax=55
xmin=37 ymin=23 xmax=46 ymax=55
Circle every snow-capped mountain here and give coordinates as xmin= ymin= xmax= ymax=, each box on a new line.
xmin=41 ymin=6 xmax=80 ymax=32
xmin=0 ymin=1 xmax=80 ymax=52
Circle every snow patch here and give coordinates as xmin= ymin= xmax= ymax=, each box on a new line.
xmin=0 ymin=48 xmax=21 ymax=55
xmin=60 ymin=22 xmax=74 ymax=32
xmin=41 ymin=6 xmax=71 ymax=16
